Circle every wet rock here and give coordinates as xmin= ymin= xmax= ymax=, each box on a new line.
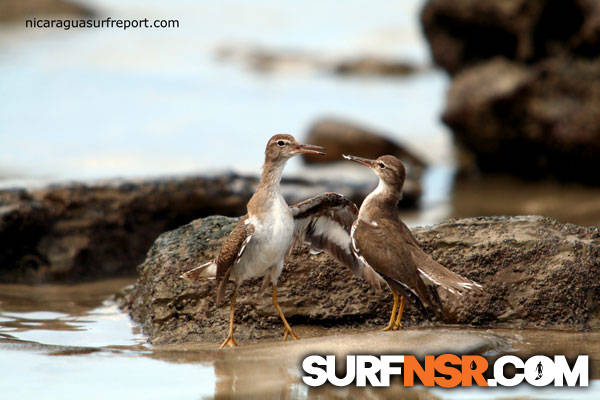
xmin=0 ymin=173 xmax=413 ymax=283
xmin=0 ymin=176 xmax=251 ymax=283
xmin=415 ymin=216 xmax=600 ymax=330
xmin=421 ymin=0 xmax=600 ymax=75
xmin=443 ymin=57 xmax=600 ymax=183
xmin=332 ymin=57 xmax=419 ymax=77
xmin=0 ymin=0 xmax=94 ymax=21
xmin=123 ymin=215 xmax=600 ymax=345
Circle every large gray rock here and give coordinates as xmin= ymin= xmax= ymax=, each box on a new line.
xmin=442 ymin=57 xmax=600 ymax=183
xmin=421 ymin=0 xmax=600 ymax=75
xmin=123 ymin=215 xmax=600 ymax=345
xmin=0 ymin=173 xmax=394 ymax=283
xmin=421 ymin=0 xmax=600 ymax=183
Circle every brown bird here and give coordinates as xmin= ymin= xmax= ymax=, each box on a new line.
xmin=343 ymin=154 xmax=482 ymax=330
xmin=182 ymin=135 xmax=379 ymax=348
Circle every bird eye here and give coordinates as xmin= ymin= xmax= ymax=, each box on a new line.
xmin=277 ymin=140 xmax=285 ymax=147
xmin=378 ymin=162 xmax=385 ymax=169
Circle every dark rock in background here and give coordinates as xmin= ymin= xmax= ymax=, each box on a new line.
xmin=442 ymin=57 xmax=600 ymax=183
xmin=122 ymin=215 xmax=600 ymax=345
xmin=421 ymin=0 xmax=600 ymax=75
xmin=215 ymin=44 xmax=422 ymax=77
xmin=302 ymin=118 xmax=426 ymax=169
xmin=0 ymin=173 xmax=421 ymax=283
xmin=421 ymin=0 xmax=600 ymax=184
xmin=332 ymin=57 xmax=419 ymax=77
xmin=302 ymin=118 xmax=425 ymax=204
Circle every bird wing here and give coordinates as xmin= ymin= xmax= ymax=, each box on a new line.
xmin=290 ymin=192 xmax=384 ymax=290
xmin=214 ymin=215 xmax=255 ymax=304
xmin=388 ymin=216 xmax=483 ymax=296
xmin=351 ymin=218 xmax=429 ymax=302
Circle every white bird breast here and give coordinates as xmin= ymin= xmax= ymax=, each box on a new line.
xmin=232 ymin=195 xmax=294 ymax=283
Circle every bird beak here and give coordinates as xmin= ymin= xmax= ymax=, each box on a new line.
xmin=343 ymin=154 xmax=375 ymax=168
xmin=296 ymin=144 xmax=325 ymax=155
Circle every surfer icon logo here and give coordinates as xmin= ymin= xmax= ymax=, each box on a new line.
xmin=535 ymin=361 xmax=543 ymax=380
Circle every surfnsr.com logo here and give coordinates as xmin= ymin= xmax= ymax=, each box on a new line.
xmin=301 ymin=354 xmax=589 ymax=387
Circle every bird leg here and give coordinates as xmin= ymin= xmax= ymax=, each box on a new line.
xmin=392 ymin=296 xmax=406 ymax=330
xmin=219 ymin=289 xmax=238 ymax=349
xmin=381 ymin=291 xmax=400 ymax=331
xmin=272 ymin=286 xmax=300 ymax=341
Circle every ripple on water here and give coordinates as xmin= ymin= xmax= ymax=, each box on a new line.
xmin=0 ymin=301 xmax=146 ymax=348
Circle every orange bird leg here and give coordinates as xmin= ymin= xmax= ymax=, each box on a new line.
xmin=272 ymin=286 xmax=300 ymax=341
xmin=393 ymin=296 xmax=406 ymax=330
xmin=219 ymin=289 xmax=238 ymax=349
xmin=381 ymin=291 xmax=400 ymax=331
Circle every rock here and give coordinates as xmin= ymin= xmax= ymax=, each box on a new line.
xmin=421 ymin=1 xmax=600 ymax=182
xmin=414 ymin=216 xmax=600 ymax=330
xmin=332 ymin=57 xmax=420 ymax=77
xmin=0 ymin=0 xmax=94 ymax=21
xmin=215 ymin=44 xmax=422 ymax=77
xmin=442 ymin=57 xmax=600 ymax=183
xmin=122 ymin=215 xmax=600 ymax=345
xmin=302 ymin=118 xmax=426 ymax=169
xmin=0 ymin=176 xmax=251 ymax=283
xmin=214 ymin=45 xmax=325 ymax=73
xmin=0 ymin=173 xmax=418 ymax=283
xmin=421 ymin=0 xmax=600 ymax=75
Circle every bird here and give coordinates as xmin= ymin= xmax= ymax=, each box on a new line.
xmin=343 ymin=154 xmax=482 ymax=330
xmin=181 ymin=134 xmax=381 ymax=348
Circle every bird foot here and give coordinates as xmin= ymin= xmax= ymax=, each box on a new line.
xmin=282 ymin=327 xmax=300 ymax=341
xmin=219 ymin=334 xmax=238 ymax=349
xmin=381 ymin=322 xmax=403 ymax=331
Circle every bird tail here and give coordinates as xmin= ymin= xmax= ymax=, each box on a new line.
xmin=417 ymin=266 xmax=483 ymax=297
xmin=180 ymin=261 xmax=217 ymax=281
xmin=416 ymin=262 xmax=484 ymax=322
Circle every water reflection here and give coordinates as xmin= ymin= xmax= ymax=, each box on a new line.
xmin=451 ymin=176 xmax=600 ymax=227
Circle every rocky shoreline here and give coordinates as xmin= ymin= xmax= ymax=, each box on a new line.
xmin=121 ymin=214 xmax=600 ymax=345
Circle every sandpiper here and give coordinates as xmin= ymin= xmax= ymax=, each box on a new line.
xmin=182 ymin=134 xmax=323 ymax=347
xmin=343 ymin=154 xmax=482 ymax=330
xmin=182 ymin=135 xmax=379 ymax=348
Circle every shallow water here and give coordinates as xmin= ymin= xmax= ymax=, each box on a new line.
xmin=1 ymin=279 xmax=599 ymax=399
